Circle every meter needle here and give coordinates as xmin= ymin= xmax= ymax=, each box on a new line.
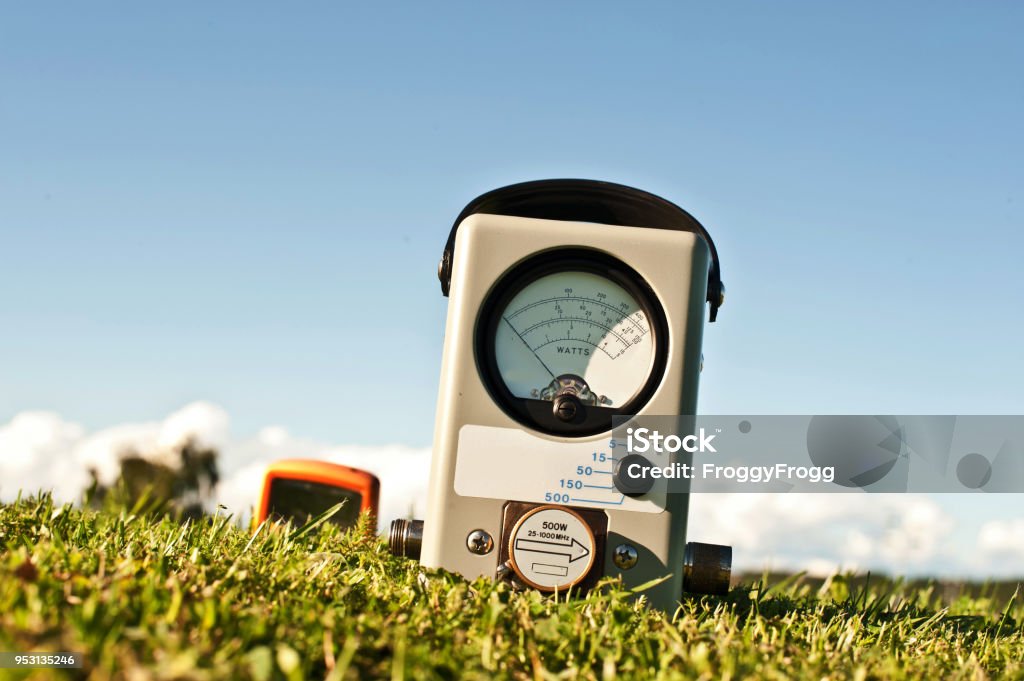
xmin=502 ymin=316 xmax=556 ymax=379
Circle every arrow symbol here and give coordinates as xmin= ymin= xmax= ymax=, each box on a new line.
xmin=514 ymin=537 xmax=591 ymax=563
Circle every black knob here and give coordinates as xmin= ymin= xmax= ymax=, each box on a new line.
xmin=552 ymin=394 xmax=582 ymax=423
xmin=613 ymin=454 xmax=655 ymax=496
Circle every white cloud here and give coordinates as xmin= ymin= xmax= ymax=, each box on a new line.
xmin=0 ymin=403 xmax=1022 ymax=579
xmin=978 ymin=518 xmax=1024 ymax=552
xmin=70 ymin=401 xmax=231 ymax=483
xmin=158 ymin=402 xmax=230 ymax=451
xmin=688 ymin=493 xmax=956 ymax=576
xmin=975 ymin=518 xmax=1024 ymax=575
xmin=0 ymin=411 xmax=87 ymax=500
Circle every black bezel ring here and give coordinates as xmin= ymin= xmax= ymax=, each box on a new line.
xmin=475 ymin=248 xmax=668 ymax=437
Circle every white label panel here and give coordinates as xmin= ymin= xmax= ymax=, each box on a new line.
xmin=454 ymin=424 xmax=666 ymax=513
xmin=508 ymin=506 xmax=595 ymax=590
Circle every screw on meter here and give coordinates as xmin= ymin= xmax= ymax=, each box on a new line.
xmin=507 ymin=505 xmax=596 ymax=591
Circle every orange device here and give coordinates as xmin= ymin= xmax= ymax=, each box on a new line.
xmin=257 ymin=459 xmax=380 ymax=530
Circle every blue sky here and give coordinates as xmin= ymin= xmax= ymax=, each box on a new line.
xmin=2 ymin=3 xmax=1023 ymax=573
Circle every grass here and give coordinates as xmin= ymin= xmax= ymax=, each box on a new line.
xmin=1 ymin=494 xmax=1022 ymax=680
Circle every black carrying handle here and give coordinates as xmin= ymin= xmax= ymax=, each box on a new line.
xmin=438 ymin=179 xmax=724 ymax=321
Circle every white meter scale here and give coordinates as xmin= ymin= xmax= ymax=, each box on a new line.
xmin=477 ymin=250 xmax=668 ymax=436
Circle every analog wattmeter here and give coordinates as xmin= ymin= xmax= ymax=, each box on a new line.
xmin=390 ymin=179 xmax=733 ymax=610
xmin=478 ymin=250 xmax=667 ymax=436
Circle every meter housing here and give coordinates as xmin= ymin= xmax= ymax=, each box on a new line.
xmin=392 ymin=180 xmax=731 ymax=609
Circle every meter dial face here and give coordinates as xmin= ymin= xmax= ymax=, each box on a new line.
xmin=477 ymin=250 xmax=667 ymax=436
xmin=496 ymin=272 xmax=654 ymax=406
